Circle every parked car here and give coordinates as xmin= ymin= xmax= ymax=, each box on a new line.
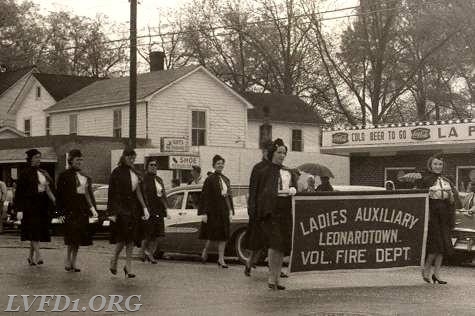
xmin=450 ymin=191 xmax=475 ymax=264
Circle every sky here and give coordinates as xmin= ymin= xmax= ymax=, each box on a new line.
xmin=31 ymin=0 xmax=358 ymax=33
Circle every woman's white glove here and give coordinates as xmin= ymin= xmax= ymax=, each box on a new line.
xmin=202 ymin=215 xmax=208 ymax=223
xmin=90 ymin=206 xmax=98 ymax=218
xmin=142 ymin=208 xmax=150 ymax=220
xmin=16 ymin=212 xmax=23 ymax=221
xmin=289 ymin=187 xmax=297 ymax=196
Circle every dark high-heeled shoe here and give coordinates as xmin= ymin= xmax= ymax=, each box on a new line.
xmin=65 ymin=266 xmax=72 ymax=272
xmin=37 ymin=260 xmax=44 ymax=265
xmin=109 ymin=259 xmax=117 ymax=275
xmin=144 ymin=253 xmax=157 ymax=264
xmin=123 ymin=267 xmax=136 ymax=278
xmin=217 ymin=261 xmax=228 ymax=269
xmin=72 ymin=268 xmax=81 ymax=272
xmin=432 ymin=275 xmax=447 ymax=284
xmin=280 ymin=272 xmax=288 ymax=278
xmin=27 ymin=258 xmax=36 ymax=266
xmin=268 ymin=283 xmax=286 ymax=290
xmin=244 ymin=265 xmax=251 ymax=277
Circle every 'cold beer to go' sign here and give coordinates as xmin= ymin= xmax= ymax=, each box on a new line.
xmin=289 ymin=192 xmax=428 ymax=273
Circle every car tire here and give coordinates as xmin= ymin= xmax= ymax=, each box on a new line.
xmin=234 ymin=229 xmax=252 ymax=264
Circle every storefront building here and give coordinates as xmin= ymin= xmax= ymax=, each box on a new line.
xmin=321 ymin=120 xmax=475 ymax=192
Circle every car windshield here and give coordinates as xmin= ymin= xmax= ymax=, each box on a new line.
xmin=168 ymin=192 xmax=184 ymax=209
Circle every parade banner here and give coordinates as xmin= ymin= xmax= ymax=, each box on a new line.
xmin=289 ymin=192 xmax=428 ymax=273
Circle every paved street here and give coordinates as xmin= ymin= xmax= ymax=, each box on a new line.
xmin=0 ymin=233 xmax=474 ymax=316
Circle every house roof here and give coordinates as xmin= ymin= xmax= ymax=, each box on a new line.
xmin=243 ymin=92 xmax=326 ymax=125
xmin=0 ymin=66 xmax=36 ymax=96
xmin=33 ymin=73 xmax=100 ymax=101
xmin=46 ymin=65 xmax=201 ymax=113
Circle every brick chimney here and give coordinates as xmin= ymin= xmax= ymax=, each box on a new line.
xmin=150 ymin=51 xmax=165 ymax=72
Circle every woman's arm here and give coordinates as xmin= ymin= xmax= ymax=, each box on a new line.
xmin=136 ymin=183 xmax=149 ymax=219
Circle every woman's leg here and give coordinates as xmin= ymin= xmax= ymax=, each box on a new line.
xmin=125 ymin=241 xmax=134 ymax=272
xmin=423 ymin=253 xmax=437 ymax=279
xmin=110 ymin=242 xmax=124 ymax=272
xmin=201 ymin=240 xmax=210 ymax=260
xmin=71 ymin=245 xmax=79 ymax=269
xmin=218 ymin=241 xmax=226 ymax=264
xmin=65 ymin=245 xmax=72 ymax=268
xmin=32 ymin=241 xmax=41 ymax=262
xmin=433 ymin=254 xmax=444 ymax=279
xmin=268 ymin=248 xmax=280 ymax=285
xmin=141 ymin=239 xmax=148 ymax=259
xmin=29 ymin=241 xmax=35 ymax=261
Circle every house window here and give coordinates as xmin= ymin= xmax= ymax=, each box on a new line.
xmin=113 ymin=109 xmax=122 ymax=138
xmin=291 ymin=129 xmax=303 ymax=152
xmin=191 ymin=110 xmax=206 ymax=146
xmin=36 ymin=86 xmax=41 ymax=98
xmin=69 ymin=114 xmax=78 ymax=135
xmin=259 ymin=123 xmax=272 ymax=148
xmin=45 ymin=116 xmax=50 ymax=136
xmin=24 ymin=119 xmax=31 ymax=137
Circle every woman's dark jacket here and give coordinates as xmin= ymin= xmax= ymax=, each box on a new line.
xmin=107 ymin=165 xmax=143 ymax=217
xmin=247 ymin=159 xmax=270 ymax=220
xmin=416 ymin=171 xmax=461 ymax=229
xmin=56 ymin=168 xmax=96 ymax=217
xmin=198 ymin=172 xmax=234 ymax=216
xmin=255 ymin=163 xmax=298 ymax=220
xmin=142 ymin=173 xmax=169 ymax=217
xmin=14 ymin=166 xmax=54 ymax=215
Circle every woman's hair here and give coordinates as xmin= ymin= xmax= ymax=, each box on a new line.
xmin=25 ymin=148 xmax=41 ymax=164
xmin=118 ymin=148 xmax=137 ymax=166
xmin=426 ymin=153 xmax=444 ymax=171
xmin=266 ymin=138 xmax=288 ymax=161
xmin=212 ymin=154 xmax=225 ymax=167
xmin=67 ymin=149 xmax=82 ymax=165
xmin=146 ymin=159 xmax=158 ymax=169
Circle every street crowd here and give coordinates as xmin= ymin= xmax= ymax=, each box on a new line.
xmin=1 ymin=137 xmax=467 ymax=290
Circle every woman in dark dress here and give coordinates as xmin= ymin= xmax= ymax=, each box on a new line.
xmin=56 ymin=149 xmax=98 ymax=272
xmin=15 ymin=148 xmax=56 ymax=266
xmin=141 ymin=159 xmax=169 ymax=264
xmin=108 ymin=149 xmax=149 ymax=278
xmin=256 ymin=139 xmax=298 ymax=290
xmin=416 ymin=154 xmax=461 ymax=284
xmin=198 ymin=155 xmax=234 ymax=268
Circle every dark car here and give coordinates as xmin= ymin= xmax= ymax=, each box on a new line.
xmin=450 ymin=192 xmax=475 ymax=264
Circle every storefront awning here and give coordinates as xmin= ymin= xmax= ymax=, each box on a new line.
xmin=0 ymin=147 xmax=57 ymax=163
xmin=321 ymin=121 xmax=475 ymax=156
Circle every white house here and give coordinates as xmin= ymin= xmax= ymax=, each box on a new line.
xmin=0 ymin=66 xmax=98 ymax=137
xmin=45 ymin=62 xmax=349 ymax=187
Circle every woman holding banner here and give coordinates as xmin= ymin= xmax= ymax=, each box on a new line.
xmin=256 ymin=138 xmax=298 ymax=290
xmin=416 ymin=153 xmax=461 ymax=284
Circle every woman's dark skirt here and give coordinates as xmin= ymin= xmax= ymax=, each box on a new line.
xmin=243 ymin=215 xmax=268 ymax=251
xmin=21 ymin=192 xmax=51 ymax=242
xmin=427 ymin=199 xmax=453 ymax=255
xmin=110 ymin=197 xmax=143 ymax=245
xmin=142 ymin=215 xmax=165 ymax=239
xmin=261 ymin=197 xmax=292 ymax=255
xmin=199 ymin=206 xmax=231 ymax=241
xmin=63 ymin=197 xmax=93 ymax=246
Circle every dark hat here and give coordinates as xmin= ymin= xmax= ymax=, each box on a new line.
xmin=122 ymin=147 xmax=137 ymax=157
xmin=68 ymin=149 xmax=82 ymax=160
xmin=212 ymin=154 xmax=225 ymax=166
xmin=25 ymin=148 xmax=41 ymax=159
xmin=192 ymin=165 xmax=201 ymax=173
xmin=261 ymin=139 xmax=274 ymax=151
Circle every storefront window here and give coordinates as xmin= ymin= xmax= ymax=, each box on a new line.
xmin=456 ymin=166 xmax=475 ymax=192
xmin=384 ymin=167 xmax=416 ymax=189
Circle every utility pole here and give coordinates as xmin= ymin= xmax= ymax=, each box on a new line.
xmin=129 ymin=0 xmax=137 ymax=149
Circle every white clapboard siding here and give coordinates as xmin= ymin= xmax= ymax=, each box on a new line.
xmin=247 ymin=121 xmax=320 ymax=152
xmin=50 ymin=68 xmax=247 ymax=147
xmin=0 ymin=73 xmax=31 ymax=128
xmin=147 ymin=68 xmax=247 ymax=147
xmin=14 ymin=77 xmax=56 ymax=136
